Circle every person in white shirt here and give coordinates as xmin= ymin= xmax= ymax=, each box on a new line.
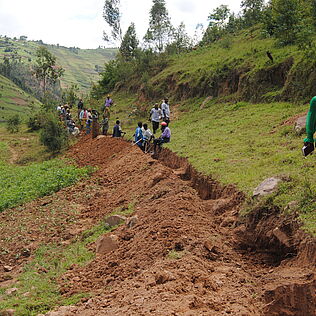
xmin=143 ymin=123 xmax=153 ymax=141
xmin=161 ymin=98 xmax=170 ymax=124
xmin=149 ymin=103 xmax=162 ymax=134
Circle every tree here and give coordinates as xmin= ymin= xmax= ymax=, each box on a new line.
xmin=34 ymin=46 xmax=64 ymax=94
xmin=166 ymin=22 xmax=192 ymax=55
xmin=208 ymin=5 xmax=230 ymax=28
xmin=6 ymin=114 xmax=21 ymax=133
xmin=119 ymin=23 xmax=139 ymax=60
xmin=103 ymin=0 xmax=122 ymax=44
xmin=271 ymin=0 xmax=301 ymax=45
xmin=192 ymin=23 xmax=204 ymax=46
xmin=62 ymin=84 xmax=79 ymax=108
xmin=40 ymin=113 xmax=68 ymax=152
xmin=201 ymin=5 xmax=231 ymax=45
xmin=144 ymin=0 xmax=173 ymax=52
xmin=241 ymin=0 xmax=264 ymax=27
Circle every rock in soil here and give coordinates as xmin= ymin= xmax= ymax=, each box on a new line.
xmin=253 ymin=177 xmax=281 ymax=197
xmin=0 ymin=309 xmax=15 ymax=316
xmin=96 ymin=234 xmax=119 ymax=255
xmin=4 ymin=288 xmax=18 ymax=296
xmin=3 ymin=266 xmax=13 ymax=272
xmin=104 ymin=215 xmax=126 ymax=227
xmin=126 ymin=215 xmax=138 ymax=228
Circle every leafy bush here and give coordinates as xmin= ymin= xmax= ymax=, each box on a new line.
xmin=0 ymin=159 xmax=91 ymax=212
xmin=40 ymin=113 xmax=68 ymax=152
xmin=27 ymin=111 xmax=45 ymax=131
xmin=6 ymin=114 xmax=21 ymax=133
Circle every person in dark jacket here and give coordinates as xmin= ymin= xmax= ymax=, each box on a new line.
xmin=113 ymin=120 xmax=122 ymax=137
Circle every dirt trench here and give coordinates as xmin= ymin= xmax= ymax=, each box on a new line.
xmin=0 ymin=136 xmax=315 ymax=315
xmin=47 ymin=137 xmax=315 ymax=315
xmin=156 ymin=147 xmax=316 ymax=316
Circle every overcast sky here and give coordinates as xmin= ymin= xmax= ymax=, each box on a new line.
xmin=0 ymin=0 xmax=242 ymax=49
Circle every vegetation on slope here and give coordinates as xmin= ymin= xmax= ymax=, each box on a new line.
xmin=0 ymin=36 xmax=117 ymax=92
xmin=0 ymin=74 xmax=41 ymax=122
xmin=0 ymin=159 xmax=92 ymax=212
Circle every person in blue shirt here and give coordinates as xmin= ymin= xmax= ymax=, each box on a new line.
xmin=134 ymin=122 xmax=144 ymax=150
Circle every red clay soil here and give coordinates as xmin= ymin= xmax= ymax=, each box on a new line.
xmin=1 ymin=135 xmax=315 ymax=315
xmin=60 ymin=136 xmax=316 ymax=315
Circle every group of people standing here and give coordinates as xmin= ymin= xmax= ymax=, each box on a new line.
xmin=149 ymin=98 xmax=170 ymax=134
xmin=77 ymin=99 xmax=100 ymax=135
xmin=131 ymin=98 xmax=171 ymax=154
xmin=57 ymin=95 xmax=171 ymax=154
xmin=57 ymin=104 xmax=80 ymax=136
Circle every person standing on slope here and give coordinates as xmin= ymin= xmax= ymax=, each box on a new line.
xmin=303 ymin=96 xmax=316 ymax=156
xmin=149 ymin=103 xmax=162 ymax=134
xmin=161 ymin=97 xmax=170 ymax=124
xmin=112 ymin=120 xmax=123 ymax=137
xmin=77 ymin=99 xmax=83 ymax=119
xmin=104 ymin=95 xmax=113 ymax=108
xmin=134 ymin=122 xmax=144 ymax=150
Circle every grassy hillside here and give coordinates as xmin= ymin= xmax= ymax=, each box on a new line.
xmin=0 ymin=37 xmax=117 ymax=92
xmin=112 ymin=26 xmax=314 ymax=105
xmin=0 ymin=74 xmax=41 ymax=121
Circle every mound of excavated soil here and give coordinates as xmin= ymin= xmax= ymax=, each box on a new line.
xmin=1 ymin=136 xmax=315 ymax=315
xmin=62 ymin=136 xmax=316 ymax=315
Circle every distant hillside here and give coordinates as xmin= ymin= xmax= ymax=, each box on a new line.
xmin=0 ymin=74 xmax=42 ymax=122
xmin=0 ymin=36 xmax=117 ymax=92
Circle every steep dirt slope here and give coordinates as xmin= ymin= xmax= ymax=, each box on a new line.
xmin=0 ymin=136 xmax=315 ymax=315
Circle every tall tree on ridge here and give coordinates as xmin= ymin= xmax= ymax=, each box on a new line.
xmin=241 ymin=0 xmax=264 ymax=27
xmin=34 ymin=46 xmax=64 ymax=94
xmin=103 ymin=0 xmax=122 ymax=44
xmin=119 ymin=23 xmax=139 ymax=60
xmin=144 ymin=0 xmax=173 ymax=52
xmin=167 ymin=22 xmax=192 ymax=54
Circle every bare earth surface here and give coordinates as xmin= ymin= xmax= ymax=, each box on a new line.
xmin=0 ymin=136 xmax=315 ymax=315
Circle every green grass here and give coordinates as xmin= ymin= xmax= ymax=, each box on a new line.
xmin=0 ymin=159 xmax=92 ymax=212
xmin=167 ymin=250 xmax=185 ymax=260
xmin=148 ymin=26 xmax=300 ymax=99
xmin=0 ymin=221 xmax=114 ymax=315
xmin=165 ymin=100 xmax=316 ymax=235
xmin=0 ymin=125 xmax=54 ymax=164
xmin=110 ymin=202 xmax=136 ymax=217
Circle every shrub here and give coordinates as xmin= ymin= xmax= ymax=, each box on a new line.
xmin=40 ymin=113 xmax=68 ymax=152
xmin=27 ymin=112 xmax=45 ymax=131
xmin=6 ymin=114 xmax=21 ymax=133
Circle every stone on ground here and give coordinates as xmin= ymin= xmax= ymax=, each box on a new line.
xmin=96 ymin=234 xmax=119 ymax=255
xmin=294 ymin=115 xmax=306 ymax=135
xmin=253 ymin=177 xmax=281 ymax=197
xmin=126 ymin=215 xmax=138 ymax=228
xmin=105 ymin=215 xmax=126 ymax=227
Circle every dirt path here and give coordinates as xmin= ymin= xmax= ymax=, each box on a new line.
xmin=0 ymin=136 xmax=315 ymax=315
xmin=8 ymin=145 xmax=18 ymax=164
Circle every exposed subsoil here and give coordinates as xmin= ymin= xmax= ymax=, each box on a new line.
xmin=0 ymin=135 xmax=315 ymax=315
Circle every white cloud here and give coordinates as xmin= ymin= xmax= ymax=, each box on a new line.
xmin=0 ymin=0 xmax=242 ymax=48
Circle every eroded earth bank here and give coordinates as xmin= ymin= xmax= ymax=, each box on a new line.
xmin=1 ymin=136 xmax=315 ymax=315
